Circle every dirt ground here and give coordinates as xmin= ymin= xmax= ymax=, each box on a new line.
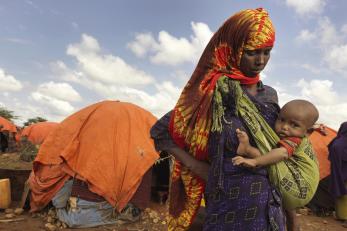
xmin=0 ymin=153 xmax=346 ymax=230
xmin=0 ymin=153 xmax=32 ymax=170
xmin=0 ymin=205 xmax=346 ymax=231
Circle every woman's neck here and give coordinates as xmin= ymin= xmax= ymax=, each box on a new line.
xmin=244 ymin=83 xmax=258 ymax=96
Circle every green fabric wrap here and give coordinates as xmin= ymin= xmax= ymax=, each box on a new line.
xmin=224 ymin=78 xmax=319 ymax=209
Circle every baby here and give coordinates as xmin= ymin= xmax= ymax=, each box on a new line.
xmin=232 ymin=99 xmax=319 ymax=168
xmin=232 ymin=99 xmax=319 ymax=231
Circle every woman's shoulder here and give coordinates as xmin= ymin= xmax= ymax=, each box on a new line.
xmin=258 ymin=83 xmax=278 ymax=104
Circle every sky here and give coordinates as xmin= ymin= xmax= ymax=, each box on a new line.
xmin=0 ymin=0 xmax=347 ymax=130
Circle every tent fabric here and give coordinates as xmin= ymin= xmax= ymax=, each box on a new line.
xmin=21 ymin=122 xmax=58 ymax=145
xmin=0 ymin=116 xmax=17 ymax=133
xmin=309 ymin=125 xmax=337 ymax=180
xmin=29 ymin=100 xmax=159 ymax=212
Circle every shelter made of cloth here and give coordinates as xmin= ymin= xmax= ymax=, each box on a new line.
xmin=0 ymin=116 xmax=17 ymax=133
xmin=21 ymin=121 xmax=59 ymax=145
xmin=309 ymin=125 xmax=337 ymax=180
xmin=29 ymin=100 xmax=159 ymax=212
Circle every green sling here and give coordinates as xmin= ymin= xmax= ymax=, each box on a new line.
xmin=213 ymin=77 xmax=319 ymax=209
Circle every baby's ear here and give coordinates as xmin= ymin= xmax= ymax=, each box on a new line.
xmin=307 ymin=127 xmax=315 ymax=135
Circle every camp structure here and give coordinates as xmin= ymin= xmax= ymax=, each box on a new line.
xmin=21 ymin=121 xmax=58 ymax=145
xmin=0 ymin=116 xmax=17 ymax=153
xmin=309 ymin=125 xmax=337 ymax=180
xmin=307 ymin=125 xmax=337 ymax=214
xmin=28 ymin=100 xmax=160 ymax=228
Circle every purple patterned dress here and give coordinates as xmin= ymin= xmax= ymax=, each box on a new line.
xmin=204 ymin=83 xmax=285 ymax=231
xmin=150 ymin=82 xmax=286 ymax=231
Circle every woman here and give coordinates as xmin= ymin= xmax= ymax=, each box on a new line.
xmin=328 ymin=122 xmax=347 ymax=227
xmin=151 ymin=8 xmax=285 ymax=230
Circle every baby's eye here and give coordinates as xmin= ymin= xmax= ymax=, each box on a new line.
xmin=290 ymin=122 xmax=299 ymax=128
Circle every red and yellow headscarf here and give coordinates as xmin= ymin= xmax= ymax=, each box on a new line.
xmin=167 ymin=8 xmax=275 ymax=230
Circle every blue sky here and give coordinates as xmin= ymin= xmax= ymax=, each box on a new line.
xmin=0 ymin=0 xmax=346 ymax=129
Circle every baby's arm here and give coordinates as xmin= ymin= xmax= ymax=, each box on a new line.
xmin=236 ymin=129 xmax=262 ymax=158
xmin=232 ymin=147 xmax=289 ymax=168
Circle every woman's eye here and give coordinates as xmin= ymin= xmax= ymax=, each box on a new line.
xmin=245 ymin=50 xmax=256 ymax=56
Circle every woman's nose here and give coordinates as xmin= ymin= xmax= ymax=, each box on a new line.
xmin=255 ymin=54 xmax=265 ymax=65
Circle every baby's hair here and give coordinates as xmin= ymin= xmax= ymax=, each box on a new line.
xmin=282 ymin=99 xmax=319 ymax=127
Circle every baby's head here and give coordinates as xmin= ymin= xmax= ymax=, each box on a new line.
xmin=275 ymin=99 xmax=319 ymax=138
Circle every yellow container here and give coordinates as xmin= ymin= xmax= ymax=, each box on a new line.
xmin=0 ymin=178 xmax=11 ymax=209
xmin=336 ymin=195 xmax=347 ymax=220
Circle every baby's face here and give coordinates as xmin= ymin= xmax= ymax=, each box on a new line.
xmin=275 ymin=107 xmax=310 ymax=138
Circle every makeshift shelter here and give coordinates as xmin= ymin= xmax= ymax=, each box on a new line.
xmin=0 ymin=116 xmax=17 ymax=133
xmin=28 ymin=100 xmax=159 ymax=228
xmin=307 ymin=125 xmax=337 ymax=214
xmin=0 ymin=116 xmax=17 ymax=153
xmin=21 ymin=122 xmax=58 ymax=145
xmin=309 ymin=125 xmax=337 ymax=179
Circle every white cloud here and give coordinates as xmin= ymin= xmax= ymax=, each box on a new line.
xmin=127 ymin=22 xmax=213 ymax=66
xmin=29 ymin=81 xmax=81 ymax=119
xmin=286 ymin=0 xmax=326 ymax=15
xmin=324 ymin=45 xmax=347 ymax=71
xmin=4 ymin=38 xmax=32 ymax=45
xmin=300 ymin=64 xmax=322 ymax=74
xmin=0 ymin=68 xmax=23 ymax=92
xmin=67 ymin=34 xmax=154 ymax=85
xmin=317 ymin=17 xmax=340 ymax=47
xmin=297 ymin=79 xmax=338 ymax=105
xmin=296 ymin=30 xmax=316 ymax=42
xmin=275 ymin=79 xmax=346 ymax=130
xmin=36 ymin=81 xmax=82 ymax=102
xmin=127 ymin=33 xmax=157 ymax=58
xmin=50 ymin=34 xmax=188 ymax=118
xmin=341 ymin=24 xmax=347 ymax=36
xmin=296 ymin=17 xmax=347 ymax=74
xmin=57 ymin=75 xmax=181 ymax=117
xmin=71 ymin=22 xmax=79 ymax=29
xmin=31 ymin=92 xmax=74 ymax=116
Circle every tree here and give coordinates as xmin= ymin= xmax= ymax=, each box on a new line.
xmin=24 ymin=117 xmax=47 ymax=126
xmin=0 ymin=107 xmax=18 ymax=122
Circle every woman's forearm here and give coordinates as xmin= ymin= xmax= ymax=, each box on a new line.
xmin=167 ymin=147 xmax=210 ymax=181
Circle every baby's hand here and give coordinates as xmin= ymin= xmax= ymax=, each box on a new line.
xmin=236 ymin=128 xmax=249 ymax=142
xmin=231 ymin=156 xmax=257 ymax=168
xmin=236 ymin=128 xmax=250 ymax=156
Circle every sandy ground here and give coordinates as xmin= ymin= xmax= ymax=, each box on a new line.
xmin=0 ymin=205 xmax=346 ymax=231
xmin=0 ymin=153 xmax=346 ymax=230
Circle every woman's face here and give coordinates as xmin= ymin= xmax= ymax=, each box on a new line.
xmin=239 ymin=46 xmax=272 ymax=77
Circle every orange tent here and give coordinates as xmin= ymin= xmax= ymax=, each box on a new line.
xmin=309 ymin=125 xmax=337 ymax=180
xmin=21 ymin=122 xmax=58 ymax=145
xmin=29 ymin=100 xmax=159 ymax=212
xmin=0 ymin=116 xmax=17 ymax=133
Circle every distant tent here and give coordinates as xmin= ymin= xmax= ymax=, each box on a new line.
xmin=21 ymin=122 xmax=58 ymax=145
xmin=308 ymin=125 xmax=337 ymax=180
xmin=0 ymin=116 xmax=17 ymax=152
xmin=29 ymin=100 xmax=159 ymax=213
xmin=0 ymin=116 xmax=17 ymax=133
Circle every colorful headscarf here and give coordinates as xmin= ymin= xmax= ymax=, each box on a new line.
xmin=167 ymin=8 xmax=275 ymax=230
xmin=169 ymin=7 xmax=275 ymax=160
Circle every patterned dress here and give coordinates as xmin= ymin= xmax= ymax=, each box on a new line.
xmin=151 ymin=83 xmax=286 ymax=231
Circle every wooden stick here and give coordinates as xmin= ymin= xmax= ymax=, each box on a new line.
xmin=0 ymin=218 xmax=25 ymax=223
xmin=19 ymin=180 xmax=30 ymax=209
